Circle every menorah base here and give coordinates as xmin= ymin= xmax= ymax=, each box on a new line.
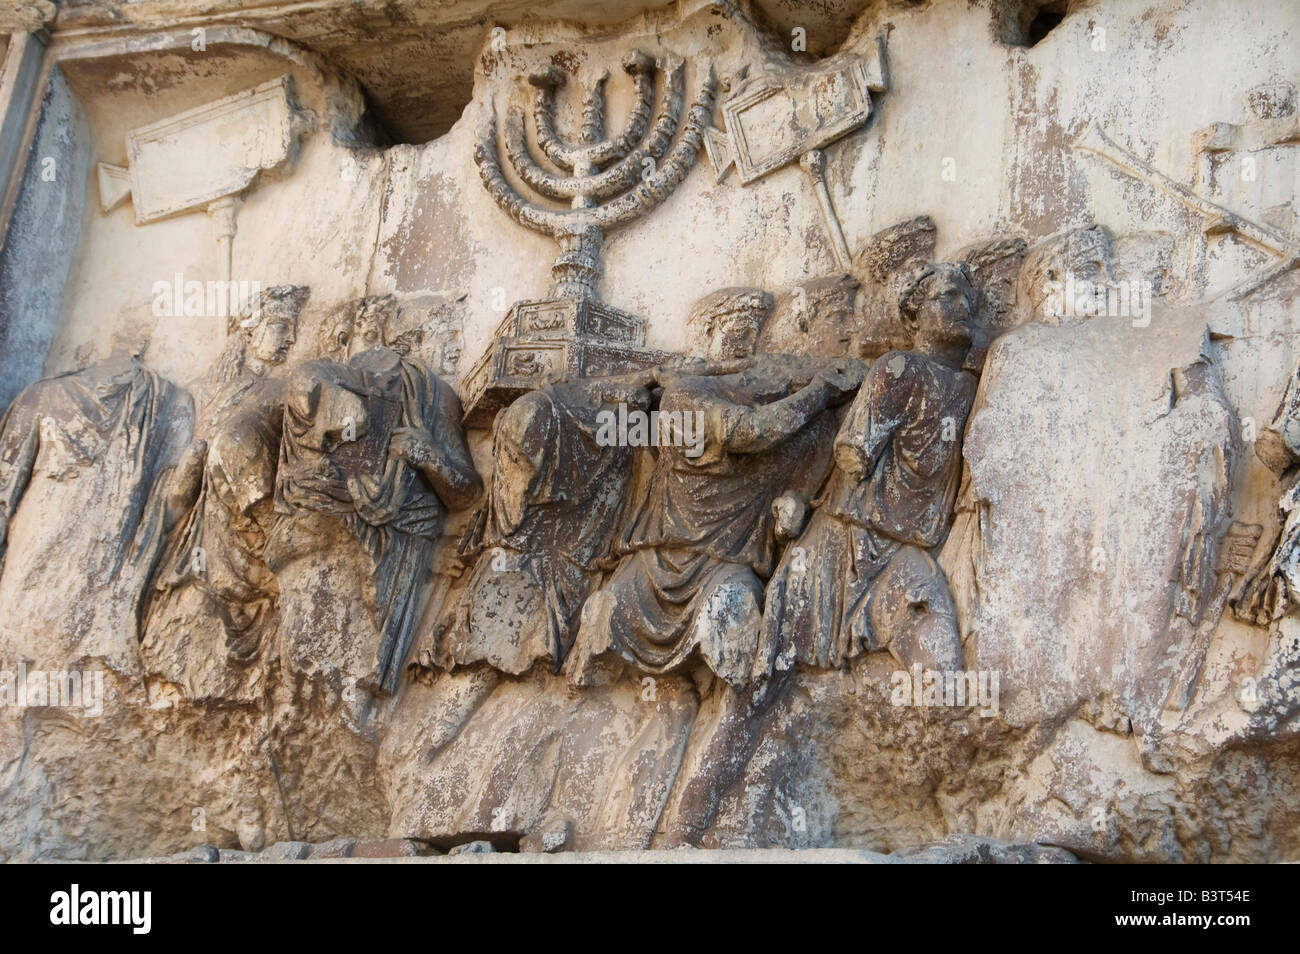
xmin=459 ymin=296 xmax=672 ymax=428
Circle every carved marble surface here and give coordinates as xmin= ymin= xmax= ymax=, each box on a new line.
xmin=0 ymin=0 xmax=1298 ymax=863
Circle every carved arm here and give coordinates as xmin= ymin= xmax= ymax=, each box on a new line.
xmin=718 ymin=361 xmax=862 ymax=455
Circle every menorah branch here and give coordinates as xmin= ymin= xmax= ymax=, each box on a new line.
xmin=530 ymin=67 xmax=582 ymax=173
xmin=504 ymin=60 xmax=686 ymax=204
xmin=586 ymin=65 xmax=716 ymax=232
xmin=475 ymin=55 xmax=716 ymax=302
xmin=587 ymin=50 xmax=656 ymax=166
xmin=580 ymin=71 xmax=609 ymax=146
xmin=474 ymin=109 xmax=564 ymax=237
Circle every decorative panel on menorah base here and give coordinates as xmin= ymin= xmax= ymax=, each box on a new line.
xmin=459 ymin=296 xmax=674 ymax=427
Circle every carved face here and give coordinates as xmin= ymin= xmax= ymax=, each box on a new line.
xmin=692 ymin=309 xmax=761 ymax=361
xmin=350 ymin=303 xmax=388 ymax=356
xmin=247 ymin=305 xmax=298 ymax=365
xmin=1026 ymin=231 xmax=1116 ymax=319
xmin=1064 ymin=237 xmax=1115 ymax=316
xmin=441 ymin=344 xmax=462 ymax=374
xmin=1070 ymin=235 xmax=1114 ymax=285
xmin=913 ymin=272 xmax=975 ymax=347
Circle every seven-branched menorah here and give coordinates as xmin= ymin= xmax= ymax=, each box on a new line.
xmin=475 ymin=50 xmax=717 ymax=301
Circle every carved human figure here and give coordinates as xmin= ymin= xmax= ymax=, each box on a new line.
xmin=141 ymin=285 xmax=307 ymax=687
xmin=1017 ymin=224 xmax=1116 ymax=324
xmin=759 ymin=263 xmax=979 ymax=683
xmin=1233 ymin=368 xmax=1300 ymax=623
xmin=0 ymin=353 xmax=194 ymax=675
xmin=323 ymin=294 xmax=423 ymax=360
xmin=940 ymin=227 xmax=1119 ymax=642
xmin=418 ymin=377 xmax=650 ymax=676
xmin=567 ymin=288 xmax=859 ymax=691
xmin=560 ymin=287 xmax=858 ymax=845
xmin=265 ymin=297 xmax=481 ymax=694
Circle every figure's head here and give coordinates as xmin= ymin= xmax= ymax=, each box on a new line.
xmin=1018 ymin=224 xmax=1116 ymax=320
xmin=491 ymin=390 xmax=560 ymax=529
xmin=351 ymin=295 xmax=396 ymax=355
xmin=686 ymin=287 xmax=773 ymax=361
xmin=898 ymin=262 xmax=977 ymax=353
xmin=323 ymin=295 xmax=398 ymax=358
xmin=440 ymin=341 xmax=462 ymax=374
xmin=235 ymin=285 xmax=307 ymax=366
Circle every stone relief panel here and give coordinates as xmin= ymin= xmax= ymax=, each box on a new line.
xmin=0 ymin=356 xmax=194 ymax=677
xmin=0 ymin=0 xmax=1297 ymax=866
xmin=140 ymin=285 xmax=309 ymax=701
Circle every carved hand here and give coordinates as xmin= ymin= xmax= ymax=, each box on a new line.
xmin=389 ymin=425 xmax=436 ymax=467
xmin=816 ymin=358 xmax=867 ymax=406
xmin=772 ymin=493 xmax=808 ymax=542
xmin=1218 ymin=522 xmax=1264 ymax=576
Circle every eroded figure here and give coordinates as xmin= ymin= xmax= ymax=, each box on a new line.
xmin=265 ymin=297 xmax=481 ymax=694
xmin=141 ymin=286 xmax=307 ymax=690
xmin=940 ymin=226 xmax=1120 ymax=646
xmin=1234 ymin=367 xmax=1300 ymax=623
xmin=559 ymin=288 xmax=859 ymax=845
xmin=0 ymin=352 xmax=194 ymax=675
xmin=419 ymin=377 xmax=650 ymax=676
xmin=760 ymin=262 xmax=979 ymax=681
xmin=568 ymin=287 xmax=859 ymax=691
xmin=1016 ymin=224 xmax=1116 ymax=326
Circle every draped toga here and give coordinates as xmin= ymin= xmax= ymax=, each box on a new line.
xmin=424 ymin=380 xmax=645 ymax=675
xmin=0 ymin=357 xmax=193 ymax=675
xmin=269 ymin=348 xmax=470 ymax=692
xmin=142 ymin=371 xmax=285 ymax=675
xmin=580 ymin=361 xmax=836 ymax=686
xmin=759 ymin=350 xmax=976 ymax=672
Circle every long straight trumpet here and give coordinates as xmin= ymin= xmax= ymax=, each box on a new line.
xmin=1073 ymin=122 xmax=1298 ymax=259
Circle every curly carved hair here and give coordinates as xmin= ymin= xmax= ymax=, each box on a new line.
xmin=319 ymin=294 xmax=398 ymax=356
xmin=1017 ymin=224 xmax=1115 ymax=311
xmin=228 ymin=283 xmax=310 ymax=338
xmin=897 ymin=262 xmax=976 ymax=328
xmin=687 ymin=286 xmax=774 ymax=332
xmin=209 ymin=284 xmax=309 ymax=386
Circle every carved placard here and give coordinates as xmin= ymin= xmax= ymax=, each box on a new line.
xmin=125 ymin=75 xmax=307 ymax=223
xmin=724 ymin=58 xmax=876 ymax=184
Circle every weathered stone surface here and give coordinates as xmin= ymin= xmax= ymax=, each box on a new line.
xmin=447 ymin=840 xmax=496 ymax=856
xmin=521 ymin=819 xmax=574 ymax=854
xmin=263 ymin=840 xmax=311 ymax=860
xmin=351 ymin=838 xmax=434 ymax=858
xmin=307 ymin=838 xmax=356 ymax=859
xmin=186 ymin=844 xmax=220 ymax=863
xmin=890 ymin=834 xmax=1080 ymax=864
xmin=129 ymin=835 xmax=1079 ymax=863
xmin=0 ymin=0 xmax=1297 ymax=866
